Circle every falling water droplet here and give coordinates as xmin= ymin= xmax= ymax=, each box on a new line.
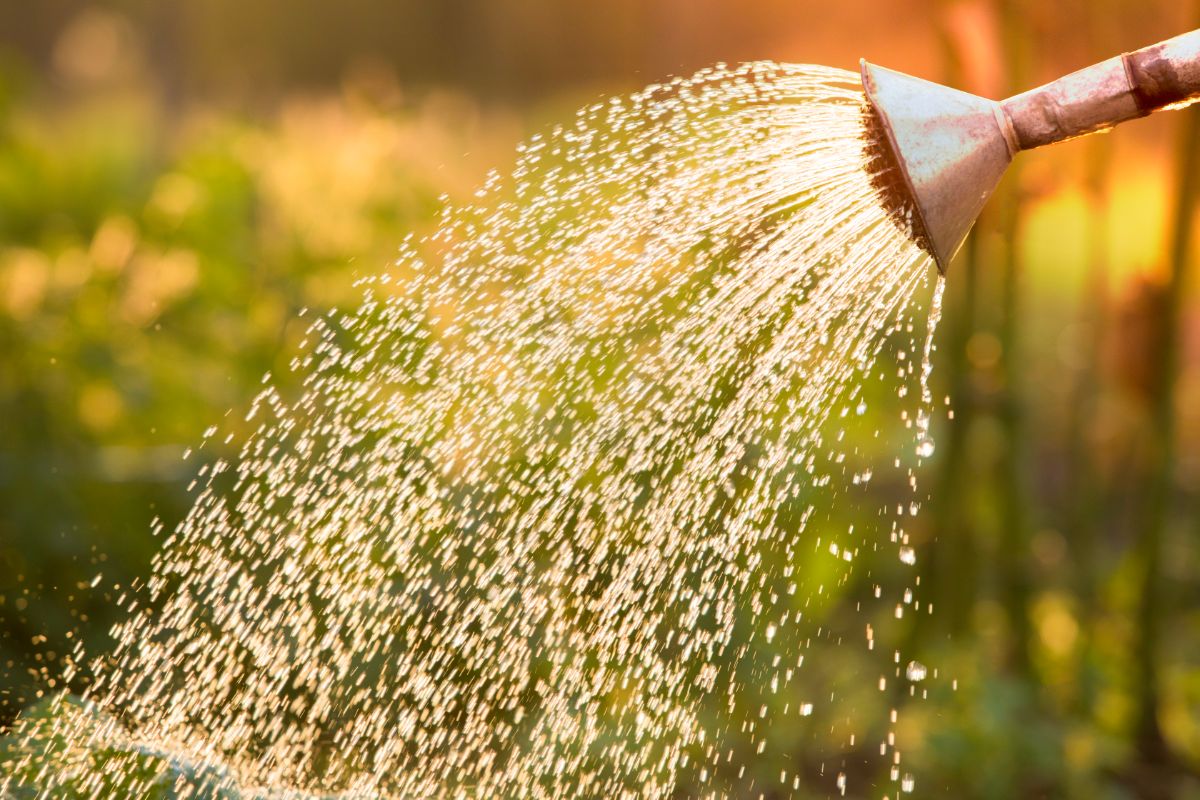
xmin=2 ymin=62 xmax=949 ymax=800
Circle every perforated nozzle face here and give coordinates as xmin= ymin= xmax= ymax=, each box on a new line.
xmin=860 ymin=60 xmax=1015 ymax=273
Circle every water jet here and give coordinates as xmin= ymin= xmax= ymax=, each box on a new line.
xmin=862 ymin=28 xmax=1200 ymax=272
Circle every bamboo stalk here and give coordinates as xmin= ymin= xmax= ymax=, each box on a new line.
xmin=1063 ymin=4 xmax=1115 ymax=718
xmin=1131 ymin=61 xmax=1200 ymax=773
xmin=934 ymin=230 xmax=982 ymax=635
xmin=995 ymin=0 xmax=1033 ymax=677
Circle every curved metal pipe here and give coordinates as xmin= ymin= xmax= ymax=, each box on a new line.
xmin=1004 ymin=30 xmax=1200 ymax=150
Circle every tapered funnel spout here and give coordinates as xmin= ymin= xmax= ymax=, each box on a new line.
xmin=862 ymin=28 xmax=1200 ymax=272
xmin=861 ymin=62 xmax=1015 ymax=274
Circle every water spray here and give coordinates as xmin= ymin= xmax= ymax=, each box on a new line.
xmin=862 ymin=29 xmax=1200 ymax=272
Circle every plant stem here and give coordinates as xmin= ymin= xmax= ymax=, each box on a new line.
xmin=995 ymin=0 xmax=1033 ymax=677
xmin=1132 ymin=85 xmax=1200 ymax=772
xmin=1064 ymin=6 xmax=1115 ymax=717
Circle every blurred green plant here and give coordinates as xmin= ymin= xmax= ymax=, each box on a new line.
xmin=0 ymin=63 xmax=507 ymax=725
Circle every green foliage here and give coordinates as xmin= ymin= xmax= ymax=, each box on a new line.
xmin=0 ymin=70 xmax=481 ymax=724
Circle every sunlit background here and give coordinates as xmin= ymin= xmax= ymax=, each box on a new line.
xmin=2 ymin=1 xmax=1200 ymax=797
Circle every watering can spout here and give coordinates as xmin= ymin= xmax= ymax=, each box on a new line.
xmin=862 ymin=28 xmax=1200 ymax=273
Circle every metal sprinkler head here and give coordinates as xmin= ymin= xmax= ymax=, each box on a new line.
xmin=862 ymin=29 xmax=1200 ymax=273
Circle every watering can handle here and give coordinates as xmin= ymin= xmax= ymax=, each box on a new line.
xmin=1001 ymin=29 xmax=1200 ymax=152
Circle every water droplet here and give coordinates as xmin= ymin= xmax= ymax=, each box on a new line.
xmin=13 ymin=62 xmax=953 ymax=798
xmin=905 ymin=661 xmax=927 ymax=682
xmin=898 ymin=546 xmax=916 ymax=565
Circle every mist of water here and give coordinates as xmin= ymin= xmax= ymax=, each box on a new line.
xmin=1 ymin=62 xmax=940 ymax=799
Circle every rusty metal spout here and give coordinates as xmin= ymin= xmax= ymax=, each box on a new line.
xmin=862 ymin=29 xmax=1200 ymax=273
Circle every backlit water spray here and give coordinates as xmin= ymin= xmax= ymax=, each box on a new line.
xmin=2 ymin=64 xmax=942 ymax=798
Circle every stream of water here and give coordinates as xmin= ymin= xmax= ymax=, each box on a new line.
xmin=1 ymin=62 xmax=941 ymax=799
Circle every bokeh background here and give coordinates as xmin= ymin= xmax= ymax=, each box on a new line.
xmin=2 ymin=1 xmax=1200 ymax=797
